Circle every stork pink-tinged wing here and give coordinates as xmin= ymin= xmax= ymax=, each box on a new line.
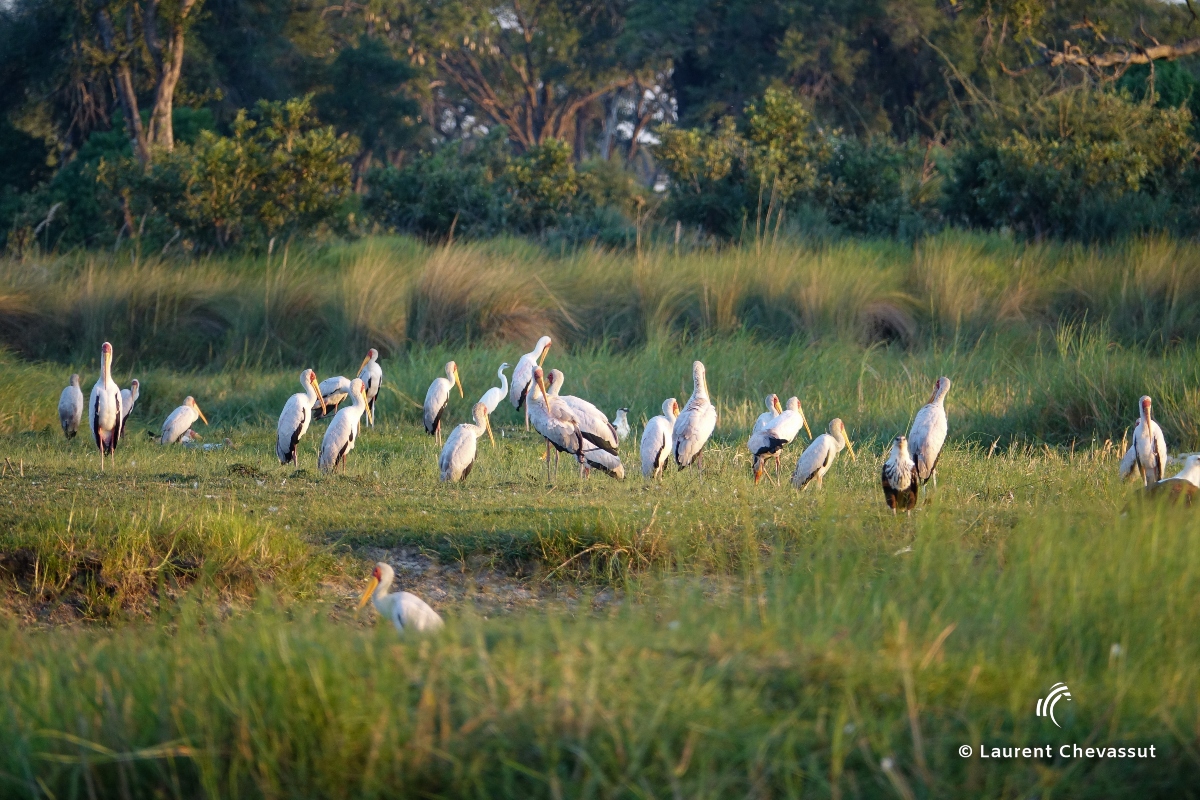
xmin=672 ymin=361 xmax=717 ymax=469
xmin=908 ymin=377 xmax=950 ymax=483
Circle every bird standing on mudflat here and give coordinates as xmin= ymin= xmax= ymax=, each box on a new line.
xmin=641 ymin=398 xmax=679 ymax=480
xmin=161 ymin=396 xmax=209 ymax=444
xmin=58 ymin=374 xmax=84 ymax=439
xmin=120 ymin=379 xmax=139 ymax=425
xmin=908 ymin=376 xmax=950 ymax=491
xmin=792 ymin=418 xmax=855 ymax=491
xmin=881 ymin=434 xmax=919 ymax=513
xmin=424 ymin=361 xmax=463 ymax=446
xmin=476 ymin=362 xmax=509 ymax=446
xmin=88 ymin=342 xmax=123 ymax=469
xmin=319 ymin=378 xmax=371 ymax=473
xmin=276 ymin=369 xmax=326 ymax=466
xmin=357 ymin=562 xmax=444 ymax=634
xmin=510 ymin=335 xmax=552 ymax=429
xmin=672 ymin=361 xmax=718 ymax=477
xmin=357 ymin=349 xmax=383 ymax=427
xmin=749 ymin=396 xmax=811 ymax=485
xmin=439 ymin=402 xmax=489 ymax=482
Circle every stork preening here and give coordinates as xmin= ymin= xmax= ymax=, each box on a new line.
xmin=1145 ymin=454 xmax=1200 ymax=505
xmin=527 ymin=366 xmax=585 ymax=482
xmin=423 ymin=361 xmax=463 ymax=446
xmin=315 ymin=376 xmax=352 ymax=420
xmin=640 ymin=398 xmax=679 ymax=480
xmin=792 ymin=418 xmax=855 ymax=491
xmin=748 ymin=396 xmax=811 ymax=485
xmin=357 ymin=562 xmax=444 ymax=634
xmin=908 ymin=376 xmax=950 ymax=491
xmin=510 ymin=335 xmax=552 ymax=429
xmin=88 ymin=342 xmax=123 ymax=469
xmin=161 ymin=397 xmax=209 ymax=445
xmin=881 ymin=434 xmax=918 ymax=513
xmin=357 ymin=349 xmax=382 ymax=427
xmin=1122 ymin=396 xmax=1168 ymax=486
xmin=120 ymin=379 xmax=139 ymax=425
xmin=319 ymin=378 xmax=371 ymax=473
xmin=545 ymin=369 xmax=619 ymax=455
xmin=672 ymin=361 xmax=718 ymax=478
xmin=439 ymin=402 xmax=489 ymax=482
xmin=476 ymin=362 xmax=509 ymax=446
xmin=613 ymin=408 xmax=631 ymax=443
xmin=276 ymin=369 xmax=326 ymax=466
xmin=58 ymin=374 xmax=83 ymax=439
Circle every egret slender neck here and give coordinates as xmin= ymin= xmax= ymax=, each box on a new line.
xmin=498 ymin=368 xmax=509 ymax=395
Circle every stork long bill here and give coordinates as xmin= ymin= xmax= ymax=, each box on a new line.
xmin=359 ymin=354 xmax=372 ymax=372
xmin=843 ymin=430 xmax=856 ymax=462
xmin=313 ymin=375 xmax=327 ymax=415
xmin=195 ymin=404 xmax=209 ymax=425
xmin=538 ymin=342 xmax=550 ymax=366
xmin=356 ymin=575 xmax=380 ymax=610
xmin=454 ymin=370 xmax=463 ymax=398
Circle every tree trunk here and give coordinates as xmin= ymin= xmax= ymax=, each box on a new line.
xmin=147 ymin=0 xmax=198 ymax=150
xmin=94 ymin=3 xmax=150 ymax=165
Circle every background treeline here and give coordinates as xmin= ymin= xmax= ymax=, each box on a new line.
xmin=3 ymin=0 xmax=1200 ymax=254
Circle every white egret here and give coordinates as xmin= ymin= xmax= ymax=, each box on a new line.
xmin=439 ymin=402 xmax=489 ymax=482
xmin=357 ymin=348 xmax=382 ymax=426
xmin=161 ymin=397 xmax=209 ymax=444
xmin=276 ymin=369 xmax=326 ymax=466
xmin=319 ymin=378 xmax=371 ymax=473
xmin=58 ymin=374 xmax=83 ymax=439
xmin=88 ymin=342 xmax=122 ymax=469
xmin=672 ymin=361 xmax=718 ymax=477
xmin=545 ymin=369 xmax=618 ymax=455
xmin=1146 ymin=454 xmax=1200 ymax=505
xmin=528 ymin=366 xmax=584 ymax=482
xmin=315 ymin=375 xmax=352 ymax=419
xmin=908 ymin=376 xmax=950 ymax=489
xmin=613 ymin=408 xmax=631 ymax=443
xmin=792 ymin=418 xmax=855 ymax=491
xmin=881 ymin=434 xmax=918 ymax=513
xmin=120 ymin=379 xmax=139 ymax=425
xmin=357 ymin=562 xmax=444 ymax=634
xmin=748 ymin=396 xmax=811 ymax=485
xmin=640 ymin=398 xmax=679 ymax=480
xmin=510 ymin=335 xmax=552 ymax=429
xmin=423 ymin=361 xmax=463 ymax=446
xmin=1128 ymin=395 xmax=1168 ymax=486
xmin=476 ymin=362 xmax=509 ymax=447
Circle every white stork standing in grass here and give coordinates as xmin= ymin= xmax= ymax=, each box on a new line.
xmin=672 ymin=361 xmax=718 ymax=478
xmin=423 ymin=361 xmax=463 ymax=446
xmin=792 ymin=418 xmax=855 ymax=491
xmin=545 ymin=369 xmax=619 ymax=455
xmin=748 ymin=396 xmax=811 ymax=485
xmin=161 ymin=396 xmax=209 ymax=444
xmin=58 ymin=374 xmax=83 ymax=439
xmin=613 ymin=408 xmax=631 ymax=443
xmin=120 ymin=379 xmax=139 ymax=425
xmin=88 ymin=342 xmax=122 ymax=469
xmin=881 ymin=434 xmax=919 ymax=513
xmin=640 ymin=398 xmax=679 ymax=480
xmin=357 ymin=562 xmax=444 ymax=634
xmin=1120 ymin=396 xmax=1168 ymax=486
xmin=528 ymin=366 xmax=584 ymax=482
xmin=439 ymin=402 xmax=489 ymax=482
xmin=908 ymin=376 xmax=950 ymax=491
xmin=357 ymin=348 xmax=383 ymax=427
xmin=510 ymin=335 xmax=552 ymax=429
xmin=320 ymin=378 xmax=372 ymax=473
xmin=753 ymin=395 xmax=782 ymax=437
xmin=476 ymin=362 xmax=509 ymax=447
xmin=1146 ymin=454 xmax=1200 ymax=505
xmin=276 ymin=369 xmax=326 ymax=466
xmin=315 ymin=375 xmax=352 ymax=420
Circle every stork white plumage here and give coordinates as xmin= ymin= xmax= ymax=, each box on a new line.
xmin=752 ymin=394 xmax=782 ymax=438
xmin=357 ymin=349 xmax=382 ymax=427
xmin=276 ymin=369 xmax=326 ymax=466
xmin=613 ymin=408 xmax=631 ymax=443
xmin=161 ymin=396 xmax=209 ymax=444
xmin=908 ymin=376 xmax=950 ymax=490
xmin=315 ymin=376 xmax=352 ymax=420
xmin=748 ymin=396 xmax=811 ymax=485
xmin=792 ymin=418 xmax=855 ymax=491
xmin=423 ymin=361 xmax=463 ymax=445
xmin=58 ymin=374 xmax=84 ymax=439
xmin=357 ymin=562 xmax=444 ymax=634
xmin=88 ymin=342 xmax=122 ymax=469
xmin=528 ymin=366 xmax=584 ymax=482
xmin=319 ymin=378 xmax=371 ymax=473
xmin=120 ymin=379 xmax=139 ymax=425
xmin=881 ymin=434 xmax=918 ymax=513
xmin=580 ymin=442 xmax=625 ymax=479
xmin=672 ymin=361 xmax=718 ymax=477
xmin=1129 ymin=395 xmax=1169 ymax=485
xmin=476 ymin=362 xmax=509 ymax=447
xmin=510 ymin=335 xmax=552 ymax=429
xmin=439 ymin=402 xmax=489 ymax=482
xmin=640 ymin=397 xmax=679 ymax=480
xmin=545 ymin=369 xmax=619 ymax=455
xmin=1146 ymin=454 xmax=1200 ymax=505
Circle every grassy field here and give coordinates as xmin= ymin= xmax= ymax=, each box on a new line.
xmin=2 ymin=235 xmax=1200 ymax=796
